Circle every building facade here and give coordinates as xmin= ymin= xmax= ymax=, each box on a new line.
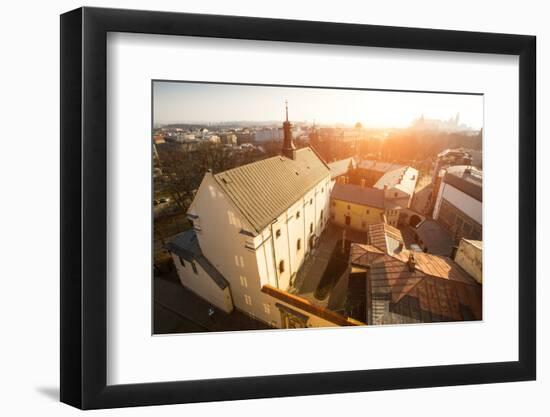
xmin=433 ymin=165 xmax=482 ymax=243
xmin=169 ymin=106 xmax=346 ymax=329
xmin=329 ymin=183 xmax=387 ymax=230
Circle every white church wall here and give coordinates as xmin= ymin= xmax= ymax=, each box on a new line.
xmin=171 ymin=252 xmax=233 ymax=313
xmin=186 ymin=169 xmax=332 ymax=329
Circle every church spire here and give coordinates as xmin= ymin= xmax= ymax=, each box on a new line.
xmin=285 ymin=100 xmax=289 ymax=122
xmin=281 ymin=100 xmax=296 ymax=160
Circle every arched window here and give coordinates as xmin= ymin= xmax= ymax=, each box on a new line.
xmin=279 ymin=260 xmax=285 ymax=273
xmin=310 ymin=223 xmax=313 ymax=234
xmin=297 ymin=239 xmax=301 ymax=251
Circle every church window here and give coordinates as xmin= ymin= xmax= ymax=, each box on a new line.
xmin=279 ymin=260 xmax=285 ymax=273
xmin=276 ymin=229 xmax=281 ymax=238
xmin=297 ymin=239 xmax=302 ymax=251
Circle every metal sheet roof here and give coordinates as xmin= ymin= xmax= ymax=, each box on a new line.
xmin=214 ymin=147 xmax=330 ymax=233
xmin=367 ymin=223 xmax=404 ymax=254
xmin=414 ymin=219 xmax=454 ymax=256
xmin=328 ymin=157 xmax=356 ymax=179
xmin=350 ymin=243 xmax=482 ymax=324
xmin=444 ymin=165 xmax=482 ymax=202
xmin=331 ymin=183 xmax=386 ymax=209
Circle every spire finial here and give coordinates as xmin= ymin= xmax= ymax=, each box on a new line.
xmin=285 ymin=100 xmax=289 ymax=122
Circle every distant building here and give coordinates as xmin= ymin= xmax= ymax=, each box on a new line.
xmin=254 ymin=128 xmax=283 ymax=142
xmin=433 ymin=165 xmax=482 ymax=243
xmin=207 ymin=135 xmax=221 ymax=144
xmin=411 ymin=112 xmax=472 ymax=133
xmin=175 ymin=132 xmax=196 ymax=142
xmin=220 ymin=133 xmax=238 ymax=145
xmin=235 ymin=129 xmax=254 ymax=144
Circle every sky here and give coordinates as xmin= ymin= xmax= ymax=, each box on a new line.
xmin=153 ymin=81 xmax=483 ymax=129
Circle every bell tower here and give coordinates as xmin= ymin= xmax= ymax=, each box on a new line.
xmin=281 ymin=100 xmax=296 ymax=160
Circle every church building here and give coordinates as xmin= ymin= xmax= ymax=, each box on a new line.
xmin=168 ymin=103 xmax=341 ymax=328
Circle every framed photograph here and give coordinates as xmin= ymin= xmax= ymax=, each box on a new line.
xmin=60 ymin=6 xmax=536 ymax=409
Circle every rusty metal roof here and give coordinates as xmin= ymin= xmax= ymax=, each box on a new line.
xmin=367 ymin=223 xmax=404 ymax=254
xmin=214 ymin=147 xmax=330 ymax=233
xmin=350 ymin=243 xmax=482 ymax=324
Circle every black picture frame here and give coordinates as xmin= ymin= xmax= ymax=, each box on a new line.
xmin=60 ymin=6 xmax=536 ymax=410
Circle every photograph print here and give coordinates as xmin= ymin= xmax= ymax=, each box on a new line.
xmin=153 ymin=81 xmax=483 ymax=334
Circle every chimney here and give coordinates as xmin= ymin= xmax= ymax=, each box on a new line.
xmin=407 ymin=252 xmax=416 ymax=271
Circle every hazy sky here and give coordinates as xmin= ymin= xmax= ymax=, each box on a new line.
xmin=153 ymin=81 xmax=483 ymax=129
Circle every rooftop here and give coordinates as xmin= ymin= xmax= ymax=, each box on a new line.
xmin=374 ymin=166 xmax=419 ymax=197
xmin=367 ymin=223 xmax=404 ymax=254
xmin=414 ymin=219 xmax=454 ymax=256
xmin=349 ymin=244 xmax=482 ymax=324
xmin=358 ymin=159 xmax=404 ymax=173
xmin=328 ymin=157 xmax=356 ymax=179
xmin=331 ymin=183 xmax=386 ymax=209
xmin=213 ymin=147 xmax=330 ymax=233
xmin=444 ymin=165 xmax=483 ymax=202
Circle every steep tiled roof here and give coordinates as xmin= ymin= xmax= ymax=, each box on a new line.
xmin=331 ymin=183 xmax=385 ymax=209
xmin=350 ymin=243 xmax=482 ymax=325
xmin=214 ymin=147 xmax=330 ymax=233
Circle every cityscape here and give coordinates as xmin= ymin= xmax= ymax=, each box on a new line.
xmin=153 ymin=81 xmax=483 ymax=333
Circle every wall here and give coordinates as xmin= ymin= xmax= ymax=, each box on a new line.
xmin=171 ymin=253 xmax=233 ymax=313
xmin=1 ymin=1 xmax=546 ymax=417
xmin=188 ymin=171 xmax=331 ymax=327
xmin=188 ymin=173 xmax=282 ymax=327
xmin=330 ymin=198 xmax=385 ymax=230
xmin=433 ymin=182 xmax=482 ymax=224
xmin=454 ymin=240 xmax=483 ymax=284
